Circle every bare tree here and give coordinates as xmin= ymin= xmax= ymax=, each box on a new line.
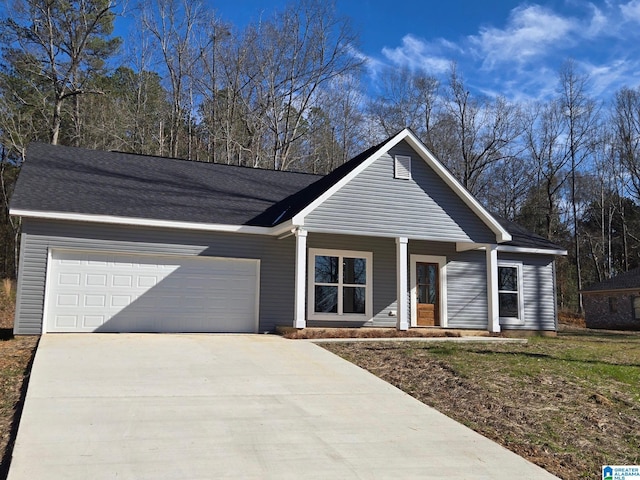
xmin=141 ymin=0 xmax=210 ymax=158
xmin=614 ymin=86 xmax=640 ymax=200
xmin=483 ymin=155 xmax=532 ymax=221
xmin=2 ymin=0 xmax=120 ymax=145
xmin=245 ymin=0 xmax=363 ymax=170
xmin=367 ymin=67 xmax=438 ymax=139
xmin=558 ymin=60 xmax=599 ymax=313
xmin=522 ymin=100 xmax=571 ymax=239
xmin=440 ymin=67 xmax=523 ymax=197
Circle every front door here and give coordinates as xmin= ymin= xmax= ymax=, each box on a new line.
xmin=416 ymin=262 xmax=439 ymax=326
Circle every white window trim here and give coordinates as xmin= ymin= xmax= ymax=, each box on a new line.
xmin=308 ymin=248 xmax=373 ymax=321
xmin=497 ymin=261 xmax=525 ymax=325
xmin=410 ymin=255 xmax=447 ymax=328
xmin=394 ymin=155 xmax=412 ymax=179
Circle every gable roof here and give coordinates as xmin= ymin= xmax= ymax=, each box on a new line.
xmin=494 ymin=217 xmax=565 ymax=253
xmin=10 ymin=142 xmax=320 ymax=229
xmin=582 ymin=267 xmax=640 ymax=293
xmin=249 ymin=139 xmax=387 ymax=227
xmin=287 ymin=129 xmax=512 ymax=243
xmin=11 ymin=136 xmax=562 ymax=252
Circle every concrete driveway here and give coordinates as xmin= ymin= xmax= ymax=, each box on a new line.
xmin=8 ymin=335 xmax=557 ymax=479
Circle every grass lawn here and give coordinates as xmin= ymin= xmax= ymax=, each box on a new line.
xmin=322 ymin=331 xmax=640 ymax=480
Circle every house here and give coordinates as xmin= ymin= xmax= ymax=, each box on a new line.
xmin=582 ymin=268 xmax=640 ymax=330
xmin=10 ymin=129 xmax=566 ymax=335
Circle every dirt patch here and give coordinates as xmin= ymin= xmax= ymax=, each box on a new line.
xmin=558 ymin=311 xmax=586 ymax=328
xmin=322 ymin=333 xmax=640 ymax=480
xmin=0 ymin=281 xmax=39 ymax=479
xmin=277 ymin=326 xmax=487 ymax=339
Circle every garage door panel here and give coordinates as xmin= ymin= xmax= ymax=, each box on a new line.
xmin=86 ymin=274 xmax=107 ymax=286
xmin=46 ymin=251 xmax=259 ymax=333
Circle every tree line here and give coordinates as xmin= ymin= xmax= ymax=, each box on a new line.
xmin=2 ymin=0 xmax=640 ymax=313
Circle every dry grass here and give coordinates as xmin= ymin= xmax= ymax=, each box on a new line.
xmin=0 ymin=280 xmax=38 ymax=479
xmin=323 ymin=330 xmax=640 ymax=480
xmin=1 ymin=281 xmax=12 ymax=301
xmin=558 ymin=310 xmax=586 ymax=328
xmin=279 ymin=326 xmax=478 ymax=339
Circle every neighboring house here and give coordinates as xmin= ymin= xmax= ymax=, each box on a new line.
xmin=582 ymin=268 xmax=640 ymax=330
xmin=10 ymin=129 xmax=566 ymax=335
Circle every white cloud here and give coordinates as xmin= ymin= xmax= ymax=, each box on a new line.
xmin=364 ymin=1 xmax=640 ymax=102
xmin=583 ymin=58 xmax=640 ymax=96
xmin=585 ymin=4 xmax=609 ymax=37
xmin=620 ymin=0 xmax=640 ymax=22
xmin=380 ymin=34 xmax=454 ymax=74
xmin=469 ymin=5 xmax=576 ymax=69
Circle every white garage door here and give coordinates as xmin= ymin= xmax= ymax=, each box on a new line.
xmin=45 ymin=250 xmax=259 ymax=333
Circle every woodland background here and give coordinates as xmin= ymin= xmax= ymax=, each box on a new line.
xmin=2 ymin=0 xmax=640 ymax=313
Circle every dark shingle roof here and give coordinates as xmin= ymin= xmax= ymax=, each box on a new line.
xmin=11 ymin=141 xmax=563 ymax=253
xmin=582 ymin=267 xmax=640 ymax=293
xmin=11 ymin=143 xmax=320 ymax=226
xmin=494 ymin=216 xmax=565 ymax=251
xmin=250 ymin=138 xmax=388 ymax=226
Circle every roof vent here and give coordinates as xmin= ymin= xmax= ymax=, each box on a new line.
xmin=394 ymin=155 xmax=411 ymax=180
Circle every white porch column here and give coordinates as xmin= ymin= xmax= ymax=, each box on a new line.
xmin=396 ymin=237 xmax=409 ymax=331
xmin=486 ymin=244 xmax=501 ymax=333
xmin=294 ymin=228 xmax=308 ymax=329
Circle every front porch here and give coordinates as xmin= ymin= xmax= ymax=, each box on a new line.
xmin=289 ymin=229 xmax=504 ymax=333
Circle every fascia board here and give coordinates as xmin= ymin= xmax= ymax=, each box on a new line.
xmin=581 ymin=287 xmax=640 ymax=295
xmin=496 ymin=245 xmax=568 ymax=256
xmin=401 ymin=131 xmax=512 ymax=243
xmin=10 ymin=209 xmax=275 ymax=235
xmin=271 ymin=219 xmax=297 ymax=237
xmin=292 ymin=128 xmax=512 ymax=244
xmin=290 ymin=130 xmax=409 ymax=225
xmin=457 ymin=242 xmax=567 ymax=256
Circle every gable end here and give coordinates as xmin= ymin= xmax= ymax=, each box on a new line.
xmin=293 ymin=129 xmax=511 ymax=243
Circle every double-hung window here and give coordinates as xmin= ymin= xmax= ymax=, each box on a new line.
xmin=308 ymin=249 xmax=372 ymax=320
xmin=497 ymin=261 xmax=524 ymax=324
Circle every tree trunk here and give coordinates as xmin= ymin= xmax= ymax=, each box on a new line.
xmin=51 ymin=98 xmax=63 ymax=145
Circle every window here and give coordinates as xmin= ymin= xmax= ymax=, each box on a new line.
xmin=609 ymin=297 xmax=618 ymax=314
xmin=309 ymin=249 xmax=372 ymax=320
xmin=498 ymin=262 xmax=524 ymax=323
xmin=394 ymin=155 xmax=412 ymax=179
xmin=633 ymin=297 xmax=640 ymax=320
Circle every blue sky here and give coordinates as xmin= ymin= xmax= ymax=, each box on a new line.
xmin=213 ymin=0 xmax=640 ymax=102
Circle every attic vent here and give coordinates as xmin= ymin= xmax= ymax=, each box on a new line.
xmin=394 ymin=155 xmax=412 ymax=179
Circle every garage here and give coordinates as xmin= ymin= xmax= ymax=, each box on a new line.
xmin=44 ymin=250 xmax=259 ymax=333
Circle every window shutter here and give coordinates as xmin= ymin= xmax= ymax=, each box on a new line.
xmin=394 ymin=155 xmax=411 ymax=179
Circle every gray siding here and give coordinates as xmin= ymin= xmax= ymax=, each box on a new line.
xmin=14 ymin=219 xmax=296 ymax=334
xmin=14 ymin=220 xmax=558 ymax=334
xmin=304 ymin=141 xmax=496 ymax=243
xmin=446 ymin=251 xmax=489 ymax=329
xmin=409 ymin=241 xmax=488 ymax=329
xmin=499 ymin=253 xmax=557 ymax=331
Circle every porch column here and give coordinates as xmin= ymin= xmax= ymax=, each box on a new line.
xmin=486 ymin=244 xmax=501 ymax=333
xmin=294 ymin=228 xmax=308 ymax=329
xmin=396 ymin=237 xmax=409 ymax=331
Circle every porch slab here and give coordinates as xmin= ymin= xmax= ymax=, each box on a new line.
xmin=277 ymin=326 xmax=494 ymax=339
xmin=277 ymin=326 xmax=557 ymax=340
xmin=307 ymin=336 xmax=528 ymax=344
